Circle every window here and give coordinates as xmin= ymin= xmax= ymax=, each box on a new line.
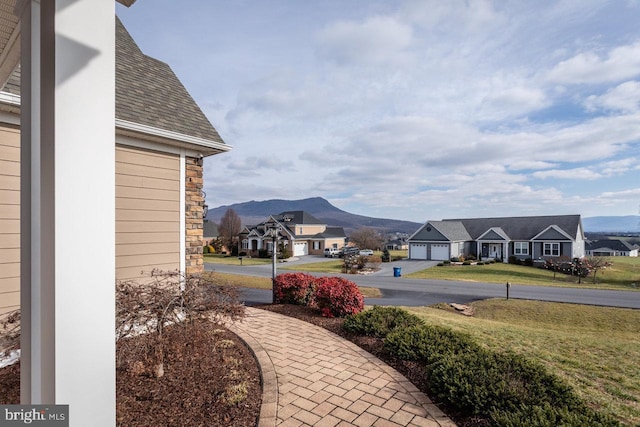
xmin=543 ymin=243 xmax=560 ymax=256
xmin=313 ymin=241 xmax=320 ymax=250
xmin=242 ymin=240 xmax=248 ymax=250
xmin=514 ymin=242 xmax=528 ymax=255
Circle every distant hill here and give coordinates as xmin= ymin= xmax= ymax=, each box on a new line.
xmin=583 ymin=216 xmax=640 ymax=233
xmin=206 ymin=197 xmax=422 ymax=235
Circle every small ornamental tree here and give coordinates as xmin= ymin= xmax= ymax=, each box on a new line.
xmin=582 ymin=256 xmax=612 ymax=284
xmin=313 ymin=277 xmax=364 ymax=318
xmin=273 ymin=273 xmax=316 ymax=305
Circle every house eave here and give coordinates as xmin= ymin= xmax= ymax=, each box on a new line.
xmin=115 ymin=119 xmax=232 ymax=157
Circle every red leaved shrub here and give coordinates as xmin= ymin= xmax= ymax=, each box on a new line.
xmin=273 ymin=272 xmax=316 ymax=305
xmin=313 ymin=277 xmax=364 ymax=318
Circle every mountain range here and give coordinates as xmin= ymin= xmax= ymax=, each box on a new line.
xmin=206 ymin=197 xmax=421 ymax=235
xmin=206 ymin=197 xmax=640 ymax=235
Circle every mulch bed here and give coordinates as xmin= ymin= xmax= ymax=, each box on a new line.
xmin=0 ymin=320 xmax=262 ymax=427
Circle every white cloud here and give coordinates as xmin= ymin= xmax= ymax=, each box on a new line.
xmin=315 ymin=15 xmax=413 ymax=66
xmin=547 ymin=41 xmax=640 ymax=84
xmin=584 ymin=80 xmax=640 ymax=113
xmin=532 ymin=168 xmax=602 ymax=180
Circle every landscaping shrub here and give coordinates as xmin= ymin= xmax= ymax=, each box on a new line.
xmin=343 ymin=306 xmax=423 ymax=338
xmin=466 ymin=254 xmax=476 ymax=261
xmin=524 ymin=258 xmax=533 ymax=267
xmin=384 ymin=325 xmax=479 ymax=364
xmin=490 ymin=402 xmax=621 ymax=427
xmin=203 ymin=245 xmax=210 ymax=254
xmin=427 ymin=349 xmax=583 ymax=418
xmin=313 ymin=277 xmax=364 ymax=318
xmin=509 ymin=256 xmax=520 ymax=265
xmin=462 ymin=260 xmax=471 ymax=265
xmin=443 ymin=260 xmax=451 ymax=265
xmin=437 ymin=262 xmax=444 ymax=267
xmin=450 ymin=257 xmax=460 ymax=262
xmin=273 ymin=273 xmax=316 ymax=305
xmin=381 ymin=248 xmax=391 ymax=262
xmin=207 ymin=245 xmax=215 ymax=254
xmin=477 ymin=261 xmax=484 ymax=265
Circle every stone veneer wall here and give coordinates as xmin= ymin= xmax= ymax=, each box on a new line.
xmin=185 ymin=157 xmax=204 ymax=274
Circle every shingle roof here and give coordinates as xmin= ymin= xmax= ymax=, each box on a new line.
xmin=274 ymin=211 xmax=323 ymax=225
xmin=115 ymin=18 xmax=224 ymax=143
xmin=315 ymin=226 xmax=346 ymax=238
xmin=586 ymin=239 xmax=634 ymax=252
xmin=429 ymin=221 xmax=472 ymax=241
xmin=445 ymin=215 xmax=582 ymax=241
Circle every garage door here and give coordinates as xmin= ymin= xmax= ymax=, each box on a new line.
xmin=431 ymin=244 xmax=449 ymax=261
xmin=410 ymin=243 xmax=427 ymax=260
xmin=293 ymin=242 xmax=308 ymax=256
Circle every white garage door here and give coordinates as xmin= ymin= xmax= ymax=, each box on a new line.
xmin=410 ymin=243 xmax=427 ymax=260
xmin=431 ymin=244 xmax=449 ymax=261
xmin=293 ymin=242 xmax=308 ymax=256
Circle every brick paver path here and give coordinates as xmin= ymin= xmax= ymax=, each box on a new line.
xmin=229 ymin=307 xmax=456 ymax=427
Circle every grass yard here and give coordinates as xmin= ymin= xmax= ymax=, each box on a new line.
xmin=406 ymin=299 xmax=640 ymax=425
xmin=203 ymin=253 xmax=272 ymax=266
xmin=407 ymin=257 xmax=640 ymax=290
xmin=204 ymin=271 xmax=382 ymax=298
xmin=279 ymin=260 xmax=344 ymax=273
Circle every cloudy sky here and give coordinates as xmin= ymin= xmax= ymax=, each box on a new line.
xmin=118 ymin=0 xmax=640 ymax=223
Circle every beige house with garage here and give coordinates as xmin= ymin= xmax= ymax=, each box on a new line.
xmin=0 ymin=18 xmax=229 ymax=315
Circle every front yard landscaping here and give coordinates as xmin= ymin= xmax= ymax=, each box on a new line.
xmin=408 ymin=257 xmax=640 ymax=290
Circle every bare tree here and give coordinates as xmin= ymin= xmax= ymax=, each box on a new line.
xmin=219 ymin=208 xmax=242 ymax=254
xmin=349 ymin=227 xmax=384 ymax=250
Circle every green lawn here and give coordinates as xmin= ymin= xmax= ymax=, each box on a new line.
xmin=204 ymin=271 xmax=382 ymax=298
xmin=203 ymin=253 xmax=272 ymax=266
xmin=279 ymin=260 xmax=345 ymax=273
xmin=405 ymin=299 xmax=640 ymax=425
xmin=407 ymin=257 xmax=640 ymax=290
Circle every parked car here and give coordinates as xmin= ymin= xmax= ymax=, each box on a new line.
xmin=359 ymin=249 xmax=374 ymax=256
xmin=339 ymin=247 xmax=360 ymax=258
xmin=324 ymin=247 xmax=340 ymax=258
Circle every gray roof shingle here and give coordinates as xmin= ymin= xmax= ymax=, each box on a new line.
xmin=115 ymin=18 xmax=224 ymax=143
xmin=445 ymin=215 xmax=582 ymax=241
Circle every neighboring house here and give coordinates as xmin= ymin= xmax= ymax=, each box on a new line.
xmin=239 ymin=211 xmax=346 ymax=257
xmin=384 ymin=238 xmax=408 ymax=251
xmin=0 ymin=18 xmax=229 ymax=314
xmin=586 ymin=239 xmax=638 ymax=257
xmin=408 ymin=215 xmax=585 ymax=262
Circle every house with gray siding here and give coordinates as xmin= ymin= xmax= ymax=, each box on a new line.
xmin=408 ymin=215 xmax=585 ymax=262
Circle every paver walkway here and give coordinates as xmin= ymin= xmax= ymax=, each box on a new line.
xmin=228 ymin=307 xmax=456 ymax=427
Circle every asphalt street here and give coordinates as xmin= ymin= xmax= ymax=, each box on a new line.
xmin=205 ymin=256 xmax=640 ymax=309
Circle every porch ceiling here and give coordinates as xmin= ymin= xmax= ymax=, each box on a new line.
xmin=0 ymin=0 xmax=136 ymax=88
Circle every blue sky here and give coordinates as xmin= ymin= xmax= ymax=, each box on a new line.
xmin=118 ymin=0 xmax=640 ymax=223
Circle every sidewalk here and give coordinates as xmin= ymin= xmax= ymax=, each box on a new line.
xmin=228 ymin=307 xmax=456 ymax=427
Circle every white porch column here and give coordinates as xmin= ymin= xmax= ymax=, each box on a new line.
xmin=19 ymin=0 xmax=116 ymax=425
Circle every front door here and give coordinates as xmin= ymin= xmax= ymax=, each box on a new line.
xmin=489 ymin=244 xmax=502 ymax=259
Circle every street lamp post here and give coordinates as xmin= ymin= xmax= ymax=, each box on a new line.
xmin=267 ymin=224 xmax=281 ymax=303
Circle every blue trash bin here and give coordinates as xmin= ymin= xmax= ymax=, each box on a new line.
xmin=393 ymin=267 xmax=401 ymax=277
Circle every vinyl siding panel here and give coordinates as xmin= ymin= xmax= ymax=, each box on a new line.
xmin=0 ymin=126 xmax=20 ymax=314
xmin=116 ymin=146 xmax=181 ymax=281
